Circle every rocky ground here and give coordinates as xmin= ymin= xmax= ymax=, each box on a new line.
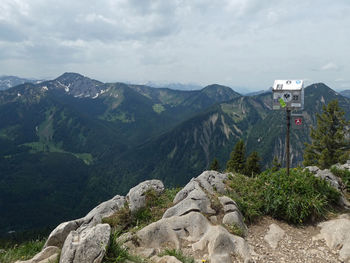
xmin=247 ymin=216 xmax=348 ymax=263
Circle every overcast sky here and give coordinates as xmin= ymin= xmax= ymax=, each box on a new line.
xmin=0 ymin=0 xmax=349 ymax=92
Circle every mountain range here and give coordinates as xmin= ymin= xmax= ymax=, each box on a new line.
xmin=1 ymin=72 xmax=350 ymax=236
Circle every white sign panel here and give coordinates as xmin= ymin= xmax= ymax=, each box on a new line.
xmin=272 ymin=80 xmax=304 ymax=110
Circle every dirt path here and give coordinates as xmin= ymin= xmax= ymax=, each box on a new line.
xmin=247 ymin=216 xmax=344 ymax=263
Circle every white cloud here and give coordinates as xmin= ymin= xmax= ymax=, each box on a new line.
xmin=321 ymin=62 xmax=339 ymax=71
xmin=0 ymin=0 xmax=349 ymax=91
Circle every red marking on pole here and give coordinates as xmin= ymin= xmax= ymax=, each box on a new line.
xmin=294 ymin=118 xmax=302 ymax=126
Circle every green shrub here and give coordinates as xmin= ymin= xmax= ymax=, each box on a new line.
xmin=258 ymin=168 xmax=340 ymax=224
xmin=159 ymin=249 xmax=195 ymax=263
xmin=330 ymin=166 xmax=350 ymax=191
xmin=0 ymin=239 xmax=45 ymax=263
xmin=226 ymin=168 xmax=340 ymax=224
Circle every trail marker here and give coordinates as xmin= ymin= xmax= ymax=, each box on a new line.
xmin=272 ymin=80 xmax=304 ymax=175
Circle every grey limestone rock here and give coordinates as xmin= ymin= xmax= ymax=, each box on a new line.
xmin=126 ymin=180 xmax=164 ymax=213
xmin=264 ymin=224 xmax=285 ymax=249
xmin=45 ymin=195 xmax=125 ymax=248
xmin=219 ymin=196 xmax=247 ymax=234
xmin=194 ymin=171 xmax=228 ymax=194
xmin=137 ymin=211 xmax=252 ymax=263
xmin=163 ymin=187 xmax=215 ymax=218
xmin=314 ymin=215 xmax=350 ymax=262
xmin=60 ymin=223 xmax=111 ymax=263
xmin=44 ymin=220 xmax=83 ymax=248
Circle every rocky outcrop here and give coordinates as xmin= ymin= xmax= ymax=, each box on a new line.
xmin=314 ymin=214 xmax=350 ymax=262
xmin=137 ymin=212 xmax=251 ymax=263
xmin=60 ymin=224 xmax=111 ymax=263
xmin=126 ymin=180 xmax=164 ymax=213
xmin=45 ymin=195 xmax=125 ymax=248
xmin=117 ymin=171 xmax=253 ymax=263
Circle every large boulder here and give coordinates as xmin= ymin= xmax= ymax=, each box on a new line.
xmin=60 ymin=223 xmax=111 ymax=263
xmin=314 ymin=214 xmax=350 ymax=262
xmin=45 ymin=195 xmax=125 ymax=248
xmin=15 ymin=246 xmax=60 ymax=263
xmin=126 ymin=180 xmax=164 ymax=213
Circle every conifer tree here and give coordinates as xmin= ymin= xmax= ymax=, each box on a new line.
xmin=271 ymin=156 xmax=281 ymax=172
xmin=226 ymin=140 xmax=246 ymax=173
xmin=245 ymin=151 xmax=261 ymax=176
xmin=303 ymin=99 xmax=349 ymax=169
xmin=209 ymin=158 xmax=220 ymax=171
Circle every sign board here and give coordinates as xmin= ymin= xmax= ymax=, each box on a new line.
xmin=292 ymin=115 xmax=303 ymax=129
xmin=272 ymin=80 xmax=304 ymax=110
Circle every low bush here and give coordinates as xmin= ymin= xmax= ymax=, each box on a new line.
xmin=227 ymin=168 xmax=340 ymax=224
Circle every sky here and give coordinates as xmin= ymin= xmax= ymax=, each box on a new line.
xmin=0 ymin=0 xmax=349 ymax=92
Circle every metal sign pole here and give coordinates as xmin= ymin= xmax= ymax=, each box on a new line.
xmin=286 ymin=108 xmax=291 ymax=176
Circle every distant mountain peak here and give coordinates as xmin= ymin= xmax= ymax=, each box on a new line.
xmin=53 ymin=72 xmax=104 ymax=98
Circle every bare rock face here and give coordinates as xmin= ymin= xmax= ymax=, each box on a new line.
xmin=264 ymin=224 xmax=285 ymax=249
xmin=163 ymin=186 xmax=215 ymax=218
xmin=44 ymin=220 xmax=83 ymax=249
xmin=45 ymin=195 xmax=125 ymax=248
xmin=137 ymin=212 xmax=252 ymax=263
xmin=314 ymin=214 xmax=350 ymax=262
xmin=60 ymin=224 xmax=111 ymax=263
xmin=80 ymin=195 xmax=125 ymax=229
xmin=219 ymin=196 xmax=247 ymax=234
xmin=126 ymin=180 xmax=164 ymax=213
xmin=15 ymin=246 xmax=60 ymax=263
xmin=173 ymin=171 xmax=228 ymax=204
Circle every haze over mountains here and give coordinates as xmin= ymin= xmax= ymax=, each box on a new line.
xmin=1 ymin=72 xmax=350 ymax=236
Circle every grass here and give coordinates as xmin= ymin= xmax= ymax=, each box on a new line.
xmin=0 ymin=239 xmax=45 ymax=263
xmin=159 ymin=249 xmax=195 ymax=263
xmin=226 ymin=168 xmax=341 ymax=224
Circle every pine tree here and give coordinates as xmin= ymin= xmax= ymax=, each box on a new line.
xmin=245 ymin=151 xmax=261 ymax=176
xmin=303 ymin=99 xmax=349 ymax=169
xmin=209 ymin=158 xmax=220 ymax=171
xmin=271 ymin=156 xmax=281 ymax=172
xmin=226 ymin=140 xmax=246 ymax=174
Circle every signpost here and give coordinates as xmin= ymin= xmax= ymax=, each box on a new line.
xmin=273 ymin=80 xmax=304 ymax=175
